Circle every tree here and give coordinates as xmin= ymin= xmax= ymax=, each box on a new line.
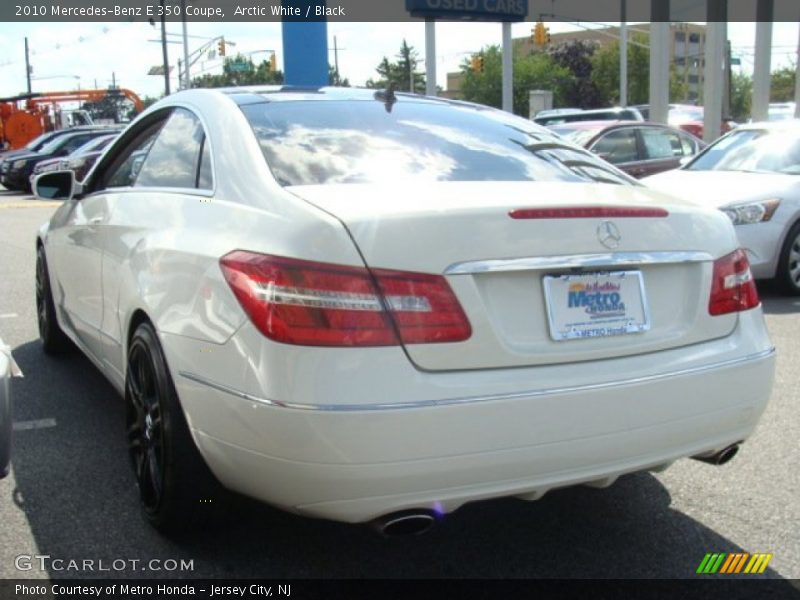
xmin=730 ymin=71 xmax=752 ymax=122
xmin=81 ymin=89 xmax=138 ymax=123
xmin=547 ymin=40 xmax=603 ymax=108
xmin=591 ymin=34 xmax=687 ymax=105
xmin=329 ymin=65 xmax=350 ymax=87
xmin=460 ymin=45 xmax=570 ymax=116
xmin=771 ymin=65 xmax=796 ymax=102
xmin=192 ymin=54 xmax=283 ymax=88
xmin=365 ymin=40 xmax=425 ymax=93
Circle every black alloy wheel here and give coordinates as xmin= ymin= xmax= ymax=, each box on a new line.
xmin=126 ymin=337 xmax=165 ymax=514
xmin=125 ymin=322 xmax=221 ymax=534
xmin=35 ymin=246 xmax=70 ymax=354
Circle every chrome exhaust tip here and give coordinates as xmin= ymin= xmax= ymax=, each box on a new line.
xmin=691 ymin=443 xmax=740 ymax=466
xmin=372 ymin=510 xmax=437 ymax=537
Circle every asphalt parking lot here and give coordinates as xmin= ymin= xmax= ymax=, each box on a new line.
xmin=0 ymin=190 xmax=798 ymax=584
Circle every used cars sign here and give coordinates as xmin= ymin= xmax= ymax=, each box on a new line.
xmin=406 ymin=0 xmax=527 ymax=21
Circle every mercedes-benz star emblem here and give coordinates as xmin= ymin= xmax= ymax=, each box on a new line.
xmin=597 ymin=220 xmax=621 ymax=249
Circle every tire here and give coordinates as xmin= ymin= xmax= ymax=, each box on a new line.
xmin=36 ymin=245 xmax=71 ymax=354
xmin=777 ymin=221 xmax=800 ymax=296
xmin=125 ymin=321 xmax=220 ymax=534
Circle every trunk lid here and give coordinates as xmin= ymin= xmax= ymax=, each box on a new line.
xmin=289 ymin=181 xmax=740 ymax=371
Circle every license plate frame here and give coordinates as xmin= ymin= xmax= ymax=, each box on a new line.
xmin=543 ymin=270 xmax=651 ymax=342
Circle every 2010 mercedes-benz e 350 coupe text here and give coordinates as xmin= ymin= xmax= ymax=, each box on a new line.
xmin=33 ymin=87 xmax=775 ymax=535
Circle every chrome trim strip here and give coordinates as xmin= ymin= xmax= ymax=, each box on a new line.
xmin=178 ymin=347 xmax=775 ymax=413
xmin=444 ymin=251 xmax=714 ymax=276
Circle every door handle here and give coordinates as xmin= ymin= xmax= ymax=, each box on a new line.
xmin=87 ymin=216 xmax=104 ymax=227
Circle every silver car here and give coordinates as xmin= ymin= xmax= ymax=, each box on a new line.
xmin=644 ymin=121 xmax=800 ymax=294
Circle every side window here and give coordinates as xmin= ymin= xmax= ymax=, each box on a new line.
xmin=104 ymin=128 xmax=161 ymax=189
xmin=591 ymin=129 xmax=639 ymax=164
xmin=196 ymin=135 xmax=213 ymax=189
xmin=60 ymin=135 xmax=94 ymax=155
xmin=641 ymin=128 xmax=683 ymax=160
xmin=135 ymin=108 xmax=205 ymax=189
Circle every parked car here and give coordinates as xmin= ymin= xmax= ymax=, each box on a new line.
xmin=532 ymin=106 xmax=644 ymax=126
xmin=0 ymin=337 xmax=21 ymax=480
xmin=2 ymin=128 xmax=121 ymax=192
xmin=34 ymin=87 xmax=774 ymax=535
xmin=30 ymin=133 xmax=119 ymax=185
xmin=549 ymin=120 xmax=705 ymax=178
xmin=0 ymin=126 xmax=119 ymax=189
xmin=644 ymin=121 xmax=800 ymax=294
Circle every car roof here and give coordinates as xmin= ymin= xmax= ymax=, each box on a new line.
xmin=208 ymin=86 xmax=458 ymax=106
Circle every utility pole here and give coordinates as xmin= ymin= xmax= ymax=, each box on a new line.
xmin=24 ymin=37 xmax=31 ymax=94
xmin=333 ymin=35 xmax=339 ymax=82
xmin=180 ymin=0 xmax=190 ymax=88
xmin=160 ymin=0 xmax=171 ymax=95
xmin=111 ymin=71 xmax=116 ymax=89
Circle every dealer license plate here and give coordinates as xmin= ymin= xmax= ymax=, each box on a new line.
xmin=543 ymin=271 xmax=650 ymax=341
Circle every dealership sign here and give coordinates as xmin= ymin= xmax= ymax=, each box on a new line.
xmin=406 ymin=0 xmax=528 ymax=21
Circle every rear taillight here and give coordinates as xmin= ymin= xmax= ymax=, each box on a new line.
xmin=708 ymin=249 xmax=760 ymax=316
xmin=220 ymin=251 xmax=471 ymax=347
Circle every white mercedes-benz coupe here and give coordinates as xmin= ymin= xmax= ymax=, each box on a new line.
xmin=33 ymin=87 xmax=775 ymax=535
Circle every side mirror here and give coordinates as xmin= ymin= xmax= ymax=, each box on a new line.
xmin=33 ymin=171 xmax=81 ymax=201
xmin=679 ymin=156 xmax=693 ymax=167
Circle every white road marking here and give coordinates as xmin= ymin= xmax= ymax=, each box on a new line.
xmin=12 ymin=418 xmax=57 ymax=431
xmin=0 ymin=313 xmax=19 ymax=319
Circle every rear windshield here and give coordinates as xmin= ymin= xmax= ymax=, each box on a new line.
xmin=241 ymin=99 xmax=636 ymax=187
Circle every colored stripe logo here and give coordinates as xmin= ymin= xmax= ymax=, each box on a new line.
xmin=697 ymin=552 xmax=773 ymax=574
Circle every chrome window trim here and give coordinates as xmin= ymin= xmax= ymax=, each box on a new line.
xmin=179 ymin=347 xmax=775 ymax=413
xmin=444 ymin=251 xmax=714 ymax=276
xmin=86 ymin=185 xmax=215 ymax=199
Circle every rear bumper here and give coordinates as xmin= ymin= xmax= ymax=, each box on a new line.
xmin=165 ymin=310 xmax=775 ymax=523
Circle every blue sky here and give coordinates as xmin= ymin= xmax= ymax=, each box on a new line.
xmin=0 ymin=21 xmax=797 ymax=99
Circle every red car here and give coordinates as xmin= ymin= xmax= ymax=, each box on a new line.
xmin=634 ymin=104 xmax=735 ymax=141
xmin=549 ymin=120 xmax=706 ymax=178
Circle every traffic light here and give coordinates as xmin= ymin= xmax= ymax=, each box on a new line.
xmin=217 ymin=38 xmax=226 ymax=57
xmin=470 ymin=54 xmax=484 ymax=73
xmin=269 ymin=52 xmax=277 ymax=73
xmin=533 ymin=22 xmax=546 ymax=46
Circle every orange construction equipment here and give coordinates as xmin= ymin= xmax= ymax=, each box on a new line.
xmin=4 ymin=110 xmax=46 ymax=149
xmin=0 ymin=88 xmax=144 ymax=149
xmin=25 ymin=88 xmax=144 ymax=114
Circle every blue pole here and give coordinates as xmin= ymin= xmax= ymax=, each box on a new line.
xmin=282 ymin=1 xmax=329 ymax=87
